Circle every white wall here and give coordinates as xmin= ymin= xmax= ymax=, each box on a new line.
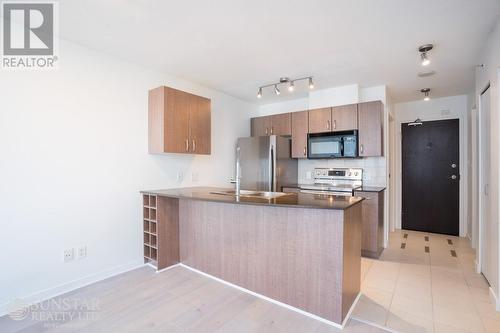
xmin=393 ymin=95 xmax=469 ymax=239
xmin=0 ymin=39 xmax=256 ymax=314
xmin=475 ymin=17 xmax=500 ymax=308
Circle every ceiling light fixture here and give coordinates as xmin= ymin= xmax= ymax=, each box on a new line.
xmin=408 ymin=118 xmax=423 ymax=126
xmin=421 ymin=88 xmax=431 ymax=101
xmin=418 ymin=44 xmax=433 ymax=66
xmin=256 ymin=76 xmax=314 ymax=99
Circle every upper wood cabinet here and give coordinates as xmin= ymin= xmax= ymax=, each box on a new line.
xmin=291 ymin=111 xmax=309 ymax=158
xmin=148 ymin=86 xmax=211 ymax=155
xmin=358 ymin=101 xmax=383 ymax=157
xmin=332 ymin=104 xmax=358 ymax=131
xmin=251 ymin=113 xmax=291 ymax=136
xmin=308 ymin=107 xmax=332 ymax=133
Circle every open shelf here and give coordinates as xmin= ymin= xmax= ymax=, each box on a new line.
xmin=150 ymin=221 xmax=157 ymax=234
xmin=143 ymin=194 xmax=159 ymax=267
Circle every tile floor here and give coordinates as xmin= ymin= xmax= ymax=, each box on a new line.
xmin=352 ymin=229 xmax=500 ymax=333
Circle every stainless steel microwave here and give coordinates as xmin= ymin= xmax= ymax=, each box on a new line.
xmin=307 ymin=131 xmax=358 ymax=159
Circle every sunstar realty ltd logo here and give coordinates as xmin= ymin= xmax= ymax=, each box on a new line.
xmin=1 ymin=1 xmax=59 ymax=69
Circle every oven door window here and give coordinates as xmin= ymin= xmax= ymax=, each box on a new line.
xmin=308 ymin=137 xmax=342 ymax=158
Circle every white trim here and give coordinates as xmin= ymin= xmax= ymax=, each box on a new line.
xmin=489 ymin=287 xmax=500 ymax=311
xmin=178 ymin=263 xmax=359 ymax=329
xmin=0 ymin=259 xmax=144 ymax=317
xmin=155 ymin=263 xmax=181 ymax=274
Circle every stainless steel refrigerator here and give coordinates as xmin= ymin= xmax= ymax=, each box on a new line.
xmin=236 ymin=135 xmax=298 ymax=192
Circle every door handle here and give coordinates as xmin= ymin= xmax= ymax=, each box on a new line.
xmin=185 ymin=139 xmax=189 ymax=152
xmin=192 ymin=139 xmax=196 ymax=152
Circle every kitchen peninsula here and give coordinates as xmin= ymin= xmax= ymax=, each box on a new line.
xmin=141 ymin=187 xmax=364 ymax=327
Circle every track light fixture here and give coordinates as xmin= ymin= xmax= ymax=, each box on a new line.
xmin=421 ymin=88 xmax=431 ymax=101
xmin=256 ymin=76 xmax=314 ymax=99
xmin=418 ymin=44 xmax=433 ymax=66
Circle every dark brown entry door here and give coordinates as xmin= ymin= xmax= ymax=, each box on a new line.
xmin=402 ymin=119 xmax=459 ymax=235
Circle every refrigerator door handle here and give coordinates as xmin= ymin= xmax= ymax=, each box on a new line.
xmin=270 ymin=144 xmax=275 ymax=192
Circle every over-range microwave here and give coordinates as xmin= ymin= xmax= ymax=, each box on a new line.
xmin=307 ymin=130 xmax=358 ymax=159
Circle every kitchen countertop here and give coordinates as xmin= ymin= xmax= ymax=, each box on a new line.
xmin=281 ymin=184 xmax=386 ymax=193
xmin=141 ymin=187 xmax=364 ymax=210
xmin=355 ymin=186 xmax=386 ymax=192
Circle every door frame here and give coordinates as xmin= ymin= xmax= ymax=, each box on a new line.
xmin=394 ymin=103 xmax=468 ymax=237
xmin=477 ymin=83 xmax=490 ymax=275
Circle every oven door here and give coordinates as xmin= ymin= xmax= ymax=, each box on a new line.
xmin=299 ymin=189 xmax=353 ymax=197
xmin=307 ymin=134 xmax=342 ymax=159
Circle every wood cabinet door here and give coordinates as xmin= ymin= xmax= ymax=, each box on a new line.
xmin=189 ymin=95 xmax=211 ymax=155
xmin=251 ymin=116 xmax=272 ymax=136
xmin=291 ymin=111 xmax=308 ymax=158
xmin=332 ymin=104 xmax=358 ymax=131
xmin=165 ymin=88 xmax=190 ymax=153
xmin=271 ymin=113 xmax=291 ymax=136
xmin=358 ymin=101 xmax=383 ymax=157
xmin=308 ymin=108 xmax=332 ymax=133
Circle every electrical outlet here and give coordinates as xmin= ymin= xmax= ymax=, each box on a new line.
xmin=77 ymin=246 xmax=87 ymax=259
xmin=63 ymin=248 xmax=74 ymax=262
xmin=176 ymin=172 xmax=183 ymax=182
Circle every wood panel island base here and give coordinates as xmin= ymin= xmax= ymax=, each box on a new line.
xmin=141 ymin=187 xmax=364 ymax=328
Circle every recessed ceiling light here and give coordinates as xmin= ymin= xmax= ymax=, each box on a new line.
xmin=418 ymin=44 xmax=433 ymax=66
xmin=421 ymin=88 xmax=431 ymax=101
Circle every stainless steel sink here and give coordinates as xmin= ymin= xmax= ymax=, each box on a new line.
xmin=210 ymin=190 xmax=291 ymax=199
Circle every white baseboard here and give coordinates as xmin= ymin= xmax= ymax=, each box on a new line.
xmin=489 ymin=287 xmax=500 ymax=311
xmin=0 ymin=259 xmax=144 ymax=317
xmin=179 ymin=263 xmax=356 ymax=329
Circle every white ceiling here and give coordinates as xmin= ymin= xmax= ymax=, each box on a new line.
xmin=59 ymin=0 xmax=500 ymax=104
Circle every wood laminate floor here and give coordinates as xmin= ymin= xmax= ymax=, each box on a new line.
xmin=0 ymin=265 xmax=387 ymax=333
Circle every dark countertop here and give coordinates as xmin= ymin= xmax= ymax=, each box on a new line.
xmin=281 ymin=184 xmax=386 ymax=193
xmin=141 ymin=187 xmax=364 ymax=210
xmin=355 ymin=186 xmax=386 ymax=193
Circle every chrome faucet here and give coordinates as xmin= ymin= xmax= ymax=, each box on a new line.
xmin=230 ymin=146 xmax=241 ymax=196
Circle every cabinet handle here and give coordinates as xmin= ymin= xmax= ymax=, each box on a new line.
xmin=326 ymin=120 xmax=330 ymax=130
xmin=303 ymin=147 xmax=306 ymax=156
xmin=192 ymin=139 xmax=196 ymax=152
xmin=265 ymin=127 xmax=268 ymax=135
xmin=185 ymin=139 xmax=189 ymax=152
xmin=333 ymin=120 xmax=337 ymax=129
xmin=360 ymin=144 xmax=364 ymax=154
xmin=271 ymin=126 xmax=274 ymax=135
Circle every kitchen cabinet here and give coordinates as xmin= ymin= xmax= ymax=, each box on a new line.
xmin=358 ymin=101 xmax=383 ymax=157
xmin=308 ymin=107 xmax=332 ymax=133
xmin=354 ymin=189 xmax=385 ymax=258
xmin=291 ymin=111 xmax=309 ymax=158
xmin=148 ymin=86 xmax=211 ymax=155
xmin=251 ymin=113 xmax=291 ymax=136
xmin=332 ymin=104 xmax=358 ymax=131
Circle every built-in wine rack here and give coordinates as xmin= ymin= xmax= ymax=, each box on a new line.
xmin=143 ymin=194 xmax=158 ymax=265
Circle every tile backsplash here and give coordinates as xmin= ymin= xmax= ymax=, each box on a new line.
xmin=298 ymin=157 xmax=387 ymax=186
